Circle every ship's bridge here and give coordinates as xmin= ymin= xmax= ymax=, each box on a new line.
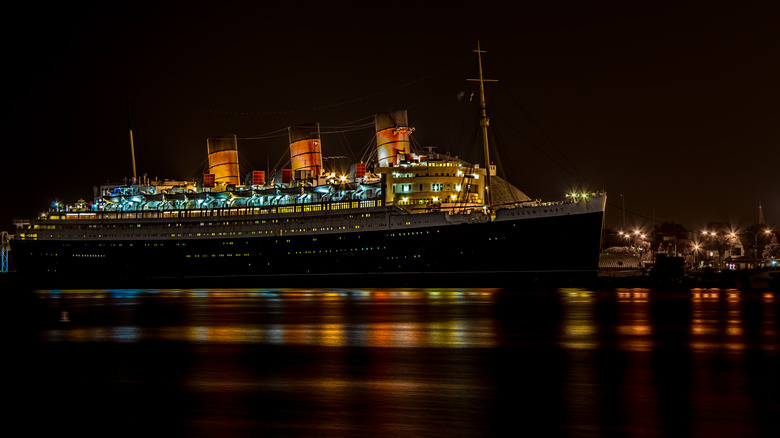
xmin=376 ymin=153 xmax=488 ymax=212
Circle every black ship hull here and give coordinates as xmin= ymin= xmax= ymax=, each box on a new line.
xmin=11 ymin=210 xmax=603 ymax=289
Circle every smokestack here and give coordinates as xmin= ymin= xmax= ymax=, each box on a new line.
xmin=375 ymin=110 xmax=412 ymax=167
xmin=289 ymin=123 xmax=323 ymax=180
xmin=207 ymin=134 xmax=240 ymax=186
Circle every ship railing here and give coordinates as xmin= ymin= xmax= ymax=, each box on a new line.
xmin=42 ymin=198 xmax=387 ymax=221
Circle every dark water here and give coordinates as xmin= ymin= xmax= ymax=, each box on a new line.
xmin=11 ymin=287 xmax=780 ymax=437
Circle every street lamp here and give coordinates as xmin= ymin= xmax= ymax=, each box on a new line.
xmin=618 ymin=230 xmax=631 ymax=249
xmin=631 ymin=230 xmax=647 ymax=258
xmin=618 ymin=230 xmax=643 ymax=256
xmin=700 ymin=231 xmax=718 ymax=265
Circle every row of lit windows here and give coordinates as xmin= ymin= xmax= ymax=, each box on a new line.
xmin=33 ymin=225 xmax=391 ymax=239
xmin=41 ymin=212 xmax=376 ymax=230
xmin=31 ymin=228 xmax=456 ymax=261
xmin=394 ymin=183 xmax=468 ymax=193
xmin=288 ymin=246 xmax=387 ymax=255
xmin=186 ymin=253 xmax=251 ymax=258
xmin=387 ymin=230 xmax=431 ymax=237
xmin=29 ymin=215 xmax=383 ymax=238
xmin=179 ymin=248 xmax=430 ymax=259
xmin=26 ymin=217 xmax=443 ymax=243
xmin=47 ymin=200 xmax=382 ymax=221
xmin=393 ymin=172 xmax=457 ymax=178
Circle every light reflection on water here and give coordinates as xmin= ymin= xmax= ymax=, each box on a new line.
xmin=558 ymin=288 xmax=598 ymax=350
xmin=36 ymin=288 xmax=498 ymax=348
xmin=35 ymin=288 xmax=779 ymax=353
xmin=41 ymin=320 xmax=498 ymax=348
xmin=616 ymin=289 xmax=653 ymax=351
xmin=689 ymin=289 xmax=777 ymax=352
xmin=23 ymin=287 xmax=780 ymax=437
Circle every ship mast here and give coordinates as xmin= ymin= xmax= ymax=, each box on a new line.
xmin=467 ymin=41 xmax=497 ymax=209
xmin=126 ymin=82 xmax=138 ymax=183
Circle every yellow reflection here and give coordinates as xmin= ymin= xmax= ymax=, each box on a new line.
xmin=320 ymin=323 xmax=345 ymax=347
xmin=559 ymin=289 xmax=598 ymax=350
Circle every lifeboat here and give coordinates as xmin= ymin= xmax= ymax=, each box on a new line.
xmin=164 ymin=193 xmax=186 ymax=202
xmin=230 ymin=190 xmax=253 ymax=198
xmin=142 ymin=194 xmax=164 ymax=202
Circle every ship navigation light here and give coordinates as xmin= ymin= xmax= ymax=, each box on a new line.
xmin=566 ymin=192 xmax=591 ymax=201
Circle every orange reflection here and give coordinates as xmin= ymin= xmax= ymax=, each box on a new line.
xmin=689 ymin=287 xmax=746 ymax=351
xmin=762 ymin=293 xmax=778 ymax=350
xmin=616 ymin=289 xmax=653 ymax=351
xmin=368 ymin=322 xmax=394 ymax=348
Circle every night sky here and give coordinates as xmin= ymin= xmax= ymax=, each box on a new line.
xmin=3 ymin=1 xmax=778 ymax=234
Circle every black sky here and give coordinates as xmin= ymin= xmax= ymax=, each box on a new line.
xmin=3 ymin=0 xmax=779 ymax=234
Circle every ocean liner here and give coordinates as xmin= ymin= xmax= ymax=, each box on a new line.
xmin=10 ymin=45 xmax=606 ymax=288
